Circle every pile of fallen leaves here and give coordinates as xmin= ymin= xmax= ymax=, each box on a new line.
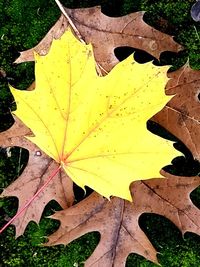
xmin=0 ymin=2 xmax=200 ymax=266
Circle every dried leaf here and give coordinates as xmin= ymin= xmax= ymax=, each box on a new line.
xmin=15 ymin=6 xmax=182 ymax=73
xmin=10 ymin=29 xmax=179 ymax=201
xmin=153 ymin=63 xmax=200 ymax=161
xmin=46 ymin=172 xmax=200 ymax=266
xmin=0 ymin=117 xmax=74 ymax=237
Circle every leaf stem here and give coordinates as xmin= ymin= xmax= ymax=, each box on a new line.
xmin=0 ymin=165 xmax=62 ymax=234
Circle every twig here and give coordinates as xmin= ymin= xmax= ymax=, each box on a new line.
xmin=54 ymin=0 xmax=105 ymax=76
xmin=54 ymin=0 xmax=85 ymax=44
xmin=194 ymin=25 xmax=200 ymax=43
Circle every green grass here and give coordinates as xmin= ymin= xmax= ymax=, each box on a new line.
xmin=0 ymin=0 xmax=200 ymax=266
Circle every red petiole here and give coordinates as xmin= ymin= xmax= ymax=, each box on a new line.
xmin=0 ymin=165 xmax=62 ymax=234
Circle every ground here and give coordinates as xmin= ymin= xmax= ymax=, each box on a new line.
xmin=0 ymin=0 xmax=200 ymax=266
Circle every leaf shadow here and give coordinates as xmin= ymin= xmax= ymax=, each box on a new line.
xmin=114 ymin=46 xmax=187 ymax=71
xmin=147 ymin=120 xmax=200 ymax=177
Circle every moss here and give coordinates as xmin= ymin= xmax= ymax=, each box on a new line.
xmin=0 ymin=224 xmax=99 ymax=267
xmin=0 ymin=198 xmax=99 ymax=267
xmin=0 ymin=0 xmax=60 ymax=91
xmin=1 ymin=0 xmax=200 ymax=266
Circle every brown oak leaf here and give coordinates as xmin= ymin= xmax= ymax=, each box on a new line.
xmin=46 ymin=172 xmax=200 ymax=266
xmin=15 ymin=6 xmax=182 ymax=73
xmin=0 ymin=117 xmax=74 ymax=237
xmin=153 ymin=63 xmax=200 ymax=161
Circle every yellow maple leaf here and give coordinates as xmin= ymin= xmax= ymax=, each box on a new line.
xmin=10 ymin=29 xmax=179 ymax=201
